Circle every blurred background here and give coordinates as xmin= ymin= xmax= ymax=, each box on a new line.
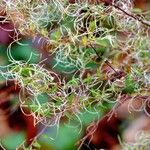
xmin=0 ymin=0 xmax=150 ymax=150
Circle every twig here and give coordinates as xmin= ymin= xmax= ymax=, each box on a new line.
xmin=89 ymin=43 xmax=118 ymax=74
xmin=69 ymin=0 xmax=150 ymax=28
xmin=103 ymin=0 xmax=150 ymax=28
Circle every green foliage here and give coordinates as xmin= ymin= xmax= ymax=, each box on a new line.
xmin=122 ymin=75 xmax=138 ymax=94
xmin=1 ymin=132 xmax=25 ymax=150
xmin=0 ymin=0 xmax=150 ymax=149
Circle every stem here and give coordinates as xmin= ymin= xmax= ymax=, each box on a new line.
xmin=103 ymin=0 xmax=150 ymax=27
xmin=69 ymin=0 xmax=150 ymax=27
xmin=89 ymin=43 xmax=118 ymax=73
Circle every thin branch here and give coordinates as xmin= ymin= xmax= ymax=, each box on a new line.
xmin=89 ymin=43 xmax=118 ymax=74
xmin=69 ymin=0 xmax=150 ymax=27
xmin=103 ymin=0 xmax=150 ymax=28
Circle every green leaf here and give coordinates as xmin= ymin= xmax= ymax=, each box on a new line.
xmin=1 ymin=132 xmax=25 ymax=150
xmin=85 ymin=61 xmax=97 ymax=69
xmin=61 ymin=15 xmax=75 ymax=29
xmin=21 ymin=66 xmax=34 ymax=77
xmin=132 ymin=8 xmax=142 ymax=14
xmin=50 ymin=30 xmax=61 ymax=41
xmin=33 ymin=141 xmax=41 ymax=148
xmin=102 ymin=15 xmax=116 ymax=29
xmin=0 ymin=44 xmax=8 ymax=65
xmin=96 ymin=38 xmax=110 ymax=47
xmin=140 ymin=51 xmax=150 ymax=58
xmin=68 ymin=93 xmax=75 ymax=104
xmin=11 ymin=40 xmax=40 ymax=63
xmin=122 ymin=75 xmax=137 ymax=94
xmin=89 ymin=21 xmax=96 ymax=32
